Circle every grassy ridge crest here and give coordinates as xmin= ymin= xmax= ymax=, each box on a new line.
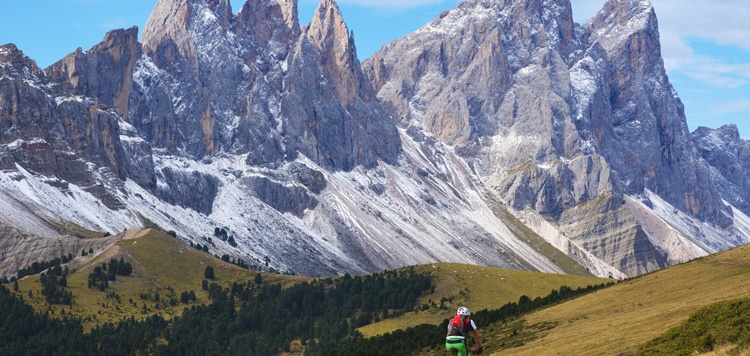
xmin=14 ymin=228 xmax=307 ymax=329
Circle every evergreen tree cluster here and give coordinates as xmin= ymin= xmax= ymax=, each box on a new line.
xmin=87 ymin=258 xmax=133 ymax=291
xmin=189 ymin=241 xmax=210 ymax=253
xmin=0 ymin=268 xmax=432 ymax=355
xmin=220 ymin=254 xmax=252 ymax=270
xmin=165 ymin=269 xmax=432 ymax=355
xmin=214 ymin=227 xmax=237 ymax=248
xmin=39 ymin=266 xmax=72 ymax=305
xmin=0 ymin=254 xmax=73 ymax=283
xmin=0 ymin=285 xmax=166 ymax=355
xmin=179 ymin=290 xmax=197 ymax=304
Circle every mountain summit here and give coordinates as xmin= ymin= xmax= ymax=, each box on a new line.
xmin=1 ymin=0 xmax=749 ymax=279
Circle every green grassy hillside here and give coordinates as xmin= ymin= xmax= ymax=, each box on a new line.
xmin=359 ymin=263 xmax=608 ymax=337
xmin=470 ymin=245 xmax=750 ymax=355
xmin=14 ymin=228 xmax=307 ymax=329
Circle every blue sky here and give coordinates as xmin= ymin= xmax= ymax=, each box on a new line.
xmin=1 ymin=0 xmax=748 ymax=138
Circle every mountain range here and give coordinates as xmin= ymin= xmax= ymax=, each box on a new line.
xmin=1 ymin=0 xmax=749 ymax=279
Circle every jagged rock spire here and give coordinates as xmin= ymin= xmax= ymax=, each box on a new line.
xmin=142 ymin=0 xmax=195 ymax=60
xmin=587 ymin=0 xmax=657 ymax=52
xmin=0 ymin=43 xmax=42 ymax=78
xmin=306 ymin=0 xmax=366 ymax=106
xmin=275 ymin=0 xmax=299 ymax=33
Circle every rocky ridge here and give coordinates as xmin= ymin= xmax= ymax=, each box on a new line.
xmin=363 ymin=0 xmax=750 ymax=275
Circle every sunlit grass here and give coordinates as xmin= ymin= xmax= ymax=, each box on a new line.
xmin=359 ymin=263 xmax=608 ymax=337
xmin=479 ymin=245 xmax=750 ymax=355
xmin=14 ymin=228 xmax=308 ymax=330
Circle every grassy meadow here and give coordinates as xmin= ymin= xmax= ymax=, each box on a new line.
xmin=472 ymin=245 xmax=750 ymax=355
xmin=358 ymin=263 xmax=608 ymax=337
xmin=13 ymin=228 xmax=307 ymax=329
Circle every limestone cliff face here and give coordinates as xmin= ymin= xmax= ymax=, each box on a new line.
xmin=136 ymin=0 xmax=399 ymax=170
xmin=364 ymin=0 xmax=742 ymax=276
xmin=1 ymin=0 xmax=400 ymax=255
xmin=47 ymin=27 xmax=141 ymax=121
xmin=307 ymin=0 xmax=363 ymax=107
xmin=364 ymin=0 xmax=611 ymax=215
xmin=692 ymin=125 xmax=750 ymax=214
xmin=586 ymin=0 xmax=730 ymax=227
xmin=281 ymin=0 xmax=399 ymax=170
xmin=142 ymin=0 xmax=198 ymax=63
xmin=44 ymin=28 xmax=151 ymax=190
xmin=0 ymin=44 xmax=127 ymax=208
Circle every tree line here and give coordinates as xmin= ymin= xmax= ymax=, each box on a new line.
xmin=164 ymin=269 xmax=432 ymax=355
xmin=0 ymin=268 xmax=432 ymax=355
xmin=39 ymin=265 xmax=72 ymax=305
xmin=0 ymin=254 xmax=73 ymax=283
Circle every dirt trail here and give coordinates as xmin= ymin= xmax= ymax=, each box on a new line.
xmin=122 ymin=228 xmax=151 ymax=240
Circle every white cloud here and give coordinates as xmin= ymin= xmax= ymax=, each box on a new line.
xmin=686 ymin=58 xmax=750 ymax=89
xmin=657 ymin=30 xmax=693 ymax=71
xmin=653 ymin=0 xmax=750 ymax=89
xmin=652 ymin=0 xmax=750 ymax=50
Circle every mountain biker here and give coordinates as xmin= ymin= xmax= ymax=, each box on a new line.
xmin=446 ymin=306 xmax=483 ymax=355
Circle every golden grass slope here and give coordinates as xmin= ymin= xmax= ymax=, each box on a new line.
xmin=483 ymin=244 xmax=750 ymax=355
xmin=14 ymin=228 xmax=307 ymax=329
xmin=359 ymin=263 xmax=608 ymax=337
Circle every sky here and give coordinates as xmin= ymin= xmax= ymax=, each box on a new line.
xmin=0 ymin=0 xmax=748 ymax=138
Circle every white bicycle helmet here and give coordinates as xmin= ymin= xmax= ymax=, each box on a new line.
xmin=457 ymin=306 xmax=470 ymax=316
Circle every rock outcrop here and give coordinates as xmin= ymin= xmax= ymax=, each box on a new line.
xmin=692 ymin=125 xmax=750 ymax=213
xmin=0 ymin=44 xmax=127 ymax=208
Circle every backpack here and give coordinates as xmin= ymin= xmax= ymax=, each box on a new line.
xmin=446 ymin=314 xmax=468 ymax=337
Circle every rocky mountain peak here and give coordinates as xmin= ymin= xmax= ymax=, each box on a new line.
xmin=0 ymin=44 xmax=43 ymax=79
xmin=46 ymin=27 xmax=141 ymax=120
xmin=234 ymin=0 xmax=298 ymax=48
xmin=692 ymin=125 xmax=744 ymax=155
xmin=141 ymin=0 xmax=196 ymax=63
xmin=206 ymin=0 xmax=233 ymax=27
xmin=305 ymin=0 xmax=367 ymax=107
xmin=2 ymin=0 xmax=749 ymax=280
xmin=588 ymin=0 xmax=657 ymax=51
xmin=307 ymin=0 xmax=349 ymax=49
xmin=691 ymin=125 xmax=750 ymax=214
xmin=700 ymin=124 xmax=742 ymax=144
xmin=584 ymin=0 xmax=732 ymax=228
xmin=275 ymin=0 xmax=299 ymax=33
xmin=96 ymin=27 xmax=141 ymax=54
